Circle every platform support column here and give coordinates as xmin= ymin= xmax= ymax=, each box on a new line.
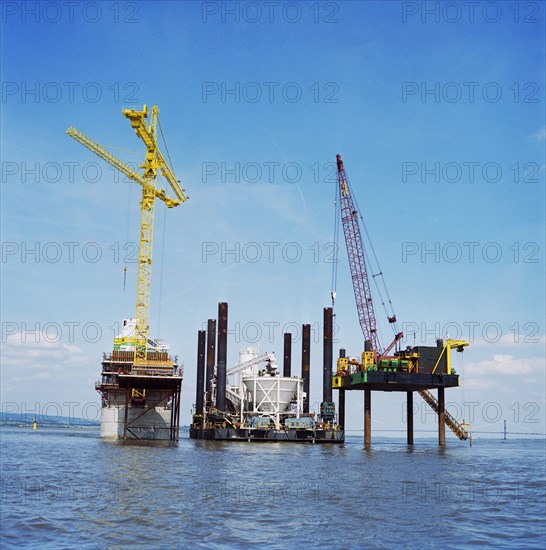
xmin=195 ymin=330 xmax=206 ymax=419
xmin=438 ymin=387 xmax=445 ymax=446
xmin=205 ymin=319 xmax=216 ymax=406
xmin=302 ymin=324 xmax=311 ymax=413
xmin=170 ymin=386 xmax=181 ymax=442
xmin=364 ymin=389 xmax=371 ymax=446
xmin=407 ymin=391 xmax=414 ymax=445
xmin=338 ymin=389 xmax=345 ymax=428
xmin=175 ymin=386 xmax=181 ymax=441
xmin=323 ymin=308 xmax=333 ymax=404
xmin=283 ymin=333 xmax=292 ymax=378
xmin=169 ymin=390 xmax=175 ymax=441
xmin=216 ymin=302 xmax=228 ymax=412
xmin=123 ymin=387 xmax=130 ymax=440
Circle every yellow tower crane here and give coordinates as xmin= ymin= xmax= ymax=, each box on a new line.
xmin=67 ymin=104 xmax=188 ymax=366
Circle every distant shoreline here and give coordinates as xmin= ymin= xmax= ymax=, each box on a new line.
xmin=2 ymin=424 xmax=99 ymax=429
xmin=0 ymin=412 xmax=100 ymax=428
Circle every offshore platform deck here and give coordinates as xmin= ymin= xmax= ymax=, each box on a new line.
xmin=334 ymin=370 xmax=459 ymax=392
xmin=333 ymin=338 xmax=470 ymax=445
xmin=95 ymin=321 xmax=183 ymax=441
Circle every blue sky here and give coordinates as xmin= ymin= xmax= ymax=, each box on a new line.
xmin=1 ymin=1 xmax=545 ymax=437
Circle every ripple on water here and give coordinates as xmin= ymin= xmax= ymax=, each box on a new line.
xmin=1 ymin=429 xmax=545 ymax=549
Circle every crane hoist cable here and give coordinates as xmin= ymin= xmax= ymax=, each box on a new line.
xmin=156 ymin=207 xmax=167 ymax=338
xmin=123 ymin=183 xmax=133 ymax=291
xmin=331 ymin=175 xmax=341 ymax=308
xmin=99 ymin=141 xmax=139 ymax=293
xmin=99 ymin=141 xmax=139 ymax=292
xmin=158 ymin=117 xmax=175 ymax=174
xmin=102 ymin=144 xmax=141 ymax=156
xmin=349 ymin=178 xmax=400 ymax=338
xmin=345 ymin=171 xmax=399 ymax=337
xmin=153 ymin=118 xmax=171 ymax=332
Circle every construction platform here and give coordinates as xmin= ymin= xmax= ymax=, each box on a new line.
xmin=96 ymin=323 xmax=183 ymax=441
xmin=190 ymin=303 xmax=344 ymax=443
xmin=333 ymin=371 xmax=460 ymax=391
xmin=334 ymin=339 xmax=470 ymax=445
xmin=190 ymin=304 xmax=470 ymax=446
xmin=96 ymin=366 xmax=182 ymax=441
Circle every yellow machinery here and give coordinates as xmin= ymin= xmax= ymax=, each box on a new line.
xmin=432 ymin=339 xmax=469 ymax=374
xmin=67 ymin=105 xmax=188 ymax=366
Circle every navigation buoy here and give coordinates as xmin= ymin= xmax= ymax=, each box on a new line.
xmin=33 ymin=419 xmax=37 ymax=430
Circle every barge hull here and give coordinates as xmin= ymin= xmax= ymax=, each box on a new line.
xmin=190 ymin=427 xmax=344 ymax=443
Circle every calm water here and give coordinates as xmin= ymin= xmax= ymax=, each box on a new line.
xmin=1 ymin=426 xmax=545 ymax=549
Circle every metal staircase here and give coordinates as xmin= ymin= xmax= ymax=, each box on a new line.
xmin=418 ymin=390 xmax=469 ymax=440
xmin=226 ymin=386 xmax=242 ymax=409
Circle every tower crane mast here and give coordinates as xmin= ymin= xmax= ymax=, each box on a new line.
xmin=67 ymin=104 xmax=188 ymax=366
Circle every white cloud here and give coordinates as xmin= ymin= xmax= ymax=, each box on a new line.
xmin=529 ymin=126 xmax=546 ymax=142
xmin=466 ymin=353 xmax=544 ymax=376
xmin=1 ymin=332 xmax=88 ymax=373
xmin=472 ymin=333 xmax=546 ymax=349
xmin=457 ymin=354 xmax=545 ymax=399
xmin=464 ymin=377 xmax=494 ymax=391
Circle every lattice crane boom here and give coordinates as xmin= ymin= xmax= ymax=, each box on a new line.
xmin=67 ymin=104 xmax=187 ymax=366
xmin=336 ymin=154 xmax=381 ymax=353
